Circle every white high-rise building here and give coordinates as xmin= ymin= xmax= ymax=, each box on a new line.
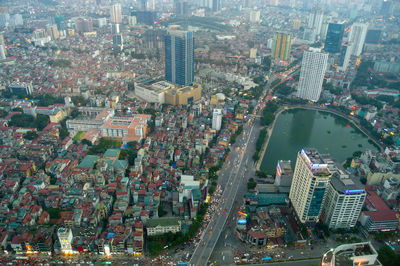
xmin=349 ymin=22 xmax=368 ymax=57
xmin=0 ymin=44 xmax=5 ymax=60
xmin=289 ymin=148 xmax=332 ymax=223
xmin=297 ymin=48 xmax=328 ymax=102
xmin=58 ymin=227 xmax=73 ymax=254
xmin=249 ymin=10 xmax=260 ymax=24
xmin=212 ymin=109 xmax=222 ymax=131
xmin=322 ymin=172 xmax=366 ymax=229
xmin=308 ymin=6 xmax=324 ymax=40
xmin=110 ymin=3 xmax=122 ymax=24
xmin=337 ymin=42 xmax=353 ymax=72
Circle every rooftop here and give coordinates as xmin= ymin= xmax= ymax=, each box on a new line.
xmin=146 ymin=217 xmax=181 ymax=228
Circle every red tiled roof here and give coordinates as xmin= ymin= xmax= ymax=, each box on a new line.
xmin=364 ymin=191 xmax=397 ymax=221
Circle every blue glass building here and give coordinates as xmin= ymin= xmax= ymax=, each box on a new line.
xmin=324 ymin=23 xmax=344 ymax=53
xmin=165 ymin=30 xmax=194 ymax=86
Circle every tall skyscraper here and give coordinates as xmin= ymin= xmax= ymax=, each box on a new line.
xmin=113 ymin=34 xmax=123 ymax=52
xmin=174 ymin=0 xmax=190 ymax=16
xmin=297 ymin=48 xmax=328 ymax=102
xmin=140 ymin=0 xmax=147 ymax=11
xmin=324 ymin=23 xmax=344 ymax=53
xmin=289 ymin=148 xmax=332 ymax=223
xmin=0 ymin=33 xmax=6 ymax=56
xmin=308 ymin=6 xmax=324 ymax=41
xmin=271 ymin=32 xmax=292 ymax=61
xmin=322 ymin=173 xmax=366 ymax=229
xmin=349 ymin=22 xmax=368 ymax=57
xmin=337 ymin=42 xmax=353 ymax=72
xmin=212 ymin=109 xmax=222 ymax=131
xmin=110 ymin=3 xmax=122 ymax=24
xmin=165 ymin=30 xmax=194 ymax=86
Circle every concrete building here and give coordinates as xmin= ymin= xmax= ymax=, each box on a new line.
xmin=321 ymin=242 xmax=381 ymax=266
xmin=359 ymin=190 xmax=398 ymax=232
xmin=322 ymin=173 xmax=366 ymax=229
xmin=0 ymin=33 xmax=7 ymax=56
xmin=324 ymin=23 xmax=344 ymax=53
xmin=135 ymin=80 xmax=175 ymax=103
xmin=112 ymin=34 xmax=123 ymax=52
xmin=110 ymin=3 xmax=122 ymax=24
xmin=308 ymin=6 xmax=324 ymax=40
xmin=128 ymin=16 xmax=137 ymax=27
xmin=164 ymin=83 xmax=201 ymax=105
xmin=146 ymin=218 xmax=181 ymax=236
xmin=297 ymin=48 xmax=328 ymax=102
xmin=135 ymin=80 xmax=201 ymax=105
xmin=249 ymin=10 xmax=260 ymax=24
xmin=337 ymin=42 xmax=353 ymax=72
xmin=212 ymin=109 xmax=223 ymax=131
xmin=289 ymin=148 xmax=332 ymax=223
xmin=165 ymin=30 xmax=194 ymax=86
xmin=274 ymin=160 xmax=293 ymax=188
xmin=101 ymin=114 xmax=151 ymax=144
xmin=271 ymin=33 xmax=292 ymax=61
xmin=349 ymin=22 xmax=368 ymax=56
xmin=8 ymin=82 xmax=33 ymax=96
xmin=57 ymin=228 xmax=73 ymax=254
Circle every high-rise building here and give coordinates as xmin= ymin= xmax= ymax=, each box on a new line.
xmin=337 ymin=42 xmax=353 ymax=72
xmin=271 ymin=32 xmax=292 ymax=61
xmin=212 ymin=0 xmax=221 ymax=12
xmin=274 ymin=160 xmax=293 ymax=188
xmin=292 ymin=18 xmax=301 ymax=30
xmin=380 ymin=0 xmax=392 ymax=15
xmin=324 ymin=23 xmax=344 ymax=53
xmin=131 ymin=11 xmax=157 ymax=25
xmin=308 ymin=6 xmax=324 ymax=40
xmin=111 ymin=23 xmax=120 ymax=34
xmin=349 ymin=22 xmax=368 ymax=56
xmin=289 ymin=148 xmax=332 ymax=223
xmin=58 ymin=227 xmax=73 ymax=254
xmin=174 ymin=0 xmax=190 ymax=16
xmin=297 ymin=48 xmax=328 ymax=102
xmin=322 ymin=173 xmax=366 ymax=229
xmin=113 ymin=34 xmax=123 ymax=52
xmin=47 ymin=25 xmax=59 ymax=40
xmin=365 ymin=29 xmax=382 ymax=44
xmin=128 ymin=16 xmax=137 ymax=27
xmin=212 ymin=109 xmax=223 ymax=131
xmin=165 ymin=30 xmax=194 ymax=86
xmin=75 ymin=18 xmax=93 ymax=33
xmin=0 ymin=33 xmax=6 ymax=56
xmin=110 ymin=3 xmax=122 ymax=24
xmin=249 ymin=10 xmax=260 ymax=24
xmin=0 ymin=44 xmax=5 ymax=60
xmin=140 ymin=0 xmax=147 ymax=11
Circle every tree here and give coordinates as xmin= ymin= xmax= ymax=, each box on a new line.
xmin=247 ymin=178 xmax=257 ymax=190
xmin=158 ymin=205 xmax=167 ymax=217
xmin=24 ymin=131 xmax=38 ymax=140
xmin=46 ymin=208 xmax=61 ymax=219
xmin=262 ymin=56 xmax=271 ymax=71
xmin=81 ymin=139 xmax=92 ymax=146
xmin=378 ymin=245 xmax=400 ymax=266
xmin=35 ymin=114 xmax=50 ymax=131
xmin=70 ymin=109 xmax=80 ymax=118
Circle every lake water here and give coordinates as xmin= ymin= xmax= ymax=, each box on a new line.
xmin=260 ymin=108 xmax=378 ymax=174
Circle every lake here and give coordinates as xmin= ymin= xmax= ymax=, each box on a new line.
xmin=260 ymin=108 xmax=378 ymax=174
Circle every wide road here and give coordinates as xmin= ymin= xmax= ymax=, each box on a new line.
xmin=190 ymin=115 xmax=261 ymax=266
xmin=246 ymin=258 xmax=321 ymax=266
